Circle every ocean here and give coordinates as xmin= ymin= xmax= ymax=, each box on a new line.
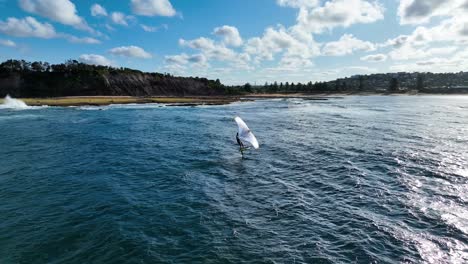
xmin=0 ymin=96 xmax=467 ymax=263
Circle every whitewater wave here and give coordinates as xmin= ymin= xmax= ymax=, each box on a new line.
xmin=106 ymin=103 xmax=167 ymax=110
xmin=0 ymin=95 xmax=47 ymax=110
xmin=0 ymin=95 xmax=29 ymax=109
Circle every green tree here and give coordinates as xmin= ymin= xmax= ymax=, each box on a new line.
xmin=296 ymin=82 xmax=303 ymax=91
xmin=31 ymin=61 xmax=44 ymax=72
xmin=389 ymin=77 xmax=399 ymax=93
xmin=306 ymin=81 xmax=312 ymax=92
xmin=358 ymin=76 xmax=365 ymax=90
xmin=416 ymin=74 xmax=424 ymax=91
xmin=243 ymin=83 xmax=253 ymax=93
xmin=272 ymin=81 xmax=278 ymax=92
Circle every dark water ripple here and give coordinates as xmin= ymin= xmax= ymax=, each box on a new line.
xmin=0 ymin=96 xmax=467 ymax=263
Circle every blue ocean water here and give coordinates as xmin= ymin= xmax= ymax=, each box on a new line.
xmin=0 ymin=96 xmax=467 ymax=263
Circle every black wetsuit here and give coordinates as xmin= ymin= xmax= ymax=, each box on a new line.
xmin=236 ymin=133 xmax=244 ymax=148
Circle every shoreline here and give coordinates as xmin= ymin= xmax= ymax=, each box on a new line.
xmin=1 ymin=93 xmax=467 ymax=107
xmin=5 ymin=96 xmax=242 ymax=107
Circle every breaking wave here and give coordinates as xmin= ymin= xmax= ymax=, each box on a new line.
xmin=0 ymin=95 xmax=29 ymax=109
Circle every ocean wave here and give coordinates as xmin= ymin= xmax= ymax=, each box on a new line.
xmin=0 ymin=95 xmax=48 ymax=110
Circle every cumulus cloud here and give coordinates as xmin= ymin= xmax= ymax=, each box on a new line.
xmin=278 ymin=56 xmax=314 ymax=70
xmin=361 ymin=53 xmax=387 ymax=62
xmin=110 ymin=12 xmax=132 ymax=26
xmin=79 ymin=54 xmax=112 ymax=66
xmin=381 ymin=35 xmax=409 ymax=48
xmin=179 ymin=37 xmax=252 ymax=69
xmin=140 ymin=24 xmax=168 ymax=32
xmin=213 ymin=25 xmax=243 ymax=47
xmin=245 ymin=25 xmax=320 ymax=63
xmin=296 ymin=0 xmax=384 ymax=33
xmin=277 ymin=0 xmax=319 ymax=8
xmin=109 ymin=46 xmax=152 ymax=59
xmin=91 ymin=4 xmax=107 ymax=17
xmin=0 ymin=16 xmax=56 ymax=38
xmin=162 ymin=0 xmax=386 ymax=81
xmin=180 ymin=37 xmax=235 ymax=60
xmin=0 ymin=39 xmax=16 ymax=47
xmin=390 ymin=55 xmax=465 ymax=72
xmin=19 ymin=0 xmax=93 ymax=32
xmin=0 ymin=16 xmax=100 ymax=45
xmin=397 ymin=0 xmax=464 ymax=25
xmin=381 ymin=14 xmax=467 ymax=62
xmin=384 ymin=1 xmax=468 ymax=63
xmin=389 ymin=45 xmax=458 ymax=61
xmin=165 ymin=53 xmax=208 ymax=66
xmin=131 ymin=0 xmax=176 ymax=17
xmin=66 ymin=36 xmax=101 ymax=44
xmin=322 ymin=34 xmax=375 ymax=56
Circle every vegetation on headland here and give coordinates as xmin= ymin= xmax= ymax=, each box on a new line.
xmin=233 ymin=72 xmax=468 ymax=94
xmin=1 ymin=59 xmax=468 ymax=101
xmin=0 ymin=59 xmax=226 ymax=98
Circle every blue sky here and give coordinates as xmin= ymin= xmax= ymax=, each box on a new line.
xmin=0 ymin=0 xmax=467 ymax=84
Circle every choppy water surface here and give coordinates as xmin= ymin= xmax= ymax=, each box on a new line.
xmin=0 ymin=96 xmax=467 ymax=263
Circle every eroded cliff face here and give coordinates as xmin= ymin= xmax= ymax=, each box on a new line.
xmin=0 ymin=71 xmax=224 ymax=97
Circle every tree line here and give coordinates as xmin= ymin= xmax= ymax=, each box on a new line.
xmin=0 ymin=59 xmax=225 ymax=90
xmin=2 ymin=59 xmax=467 ymax=95
xmin=226 ymin=81 xmax=334 ymax=94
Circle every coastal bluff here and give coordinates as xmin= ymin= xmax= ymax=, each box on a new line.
xmin=0 ymin=60 xmax=225 ymax=97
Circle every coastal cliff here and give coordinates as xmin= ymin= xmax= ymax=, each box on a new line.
xmin=0 ymin=60 xmax=225 ymax=97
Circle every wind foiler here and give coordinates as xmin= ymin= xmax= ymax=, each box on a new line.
xmin=234 ymin=116 xmax=259 ymax=151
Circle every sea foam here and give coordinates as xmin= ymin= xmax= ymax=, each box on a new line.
xmin=0 ymin=95 xmax=29 ymax=109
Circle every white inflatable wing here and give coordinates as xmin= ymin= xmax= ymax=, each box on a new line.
xmin=234 ymin=116 xmax=259 ymax=149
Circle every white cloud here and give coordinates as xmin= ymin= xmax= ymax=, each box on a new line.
xmin=245 ymin=25 xmax=319 ymax=63
xmin=0 ymin=16 xmax=101 ymax=44
xmin=397 ymin=0 xmax=464 ymax=25
xmin=140 ymin=24 xmax=168 ymax=32
xmin=344 ymin=66 xmax=378 ymax=73
xmin=91 ymin=4 xmax=107 ymax=17
xmin=213 ymin=25 xmax=243 ymax=47
xmin=109 ymin=46 xmax=152 ymax=59
xmin=161 ymin=0 xmax=387 ymax=83
xmin=105 ymin=24 xmax=115 ymax=31
xmin=277 ymin=0 xmax=319 ymax=8
xmin=162 ymin=63 xmax=186 ymax=75
xmin=381 ymin=23 xmax=454 ymax=50
xmin=296 ymin=0 xmax=384 ymax=33
xmin=322 ymin=34 xmax=375 ymax=56
xmin=179 ymin=37 xmax=252 ymax=69
xmin=0 ymin=16 xmax=56 ymax=38
xmin=390 ymin=56 xmax=465 ymax=72
xmin=79 ymin=54 xmax=112 ymax=66
xmin=111 ymin=12 xmax=132 ymax=26
xmin=361 ymin=53 xmax=387 ymax=62
xmin=66 ymin=36 xmax=101 ymax=44
xmin=380 ymin=35 xmax=410 ymax=48
xmin=19 ymin=0 xmax=92 ymax=32
xmin=278 ymin=56 xmax=314 ymax=70
xmin=165 ymin=53 xmax=208 ymax=66
xmin=389 ymin=45 xmax=458 ymax=61
xmin=0 ymin=39 xmax=16 ymax=47
xmin=179 ymin=37 xmax=235 ymax=60
xmin=381 ymin=13 xmax=468 ymax=62
xmin=415 ymin=17 xmax=468 ymax=44
xmin=131 ymin=0 xmax=176 ymax=17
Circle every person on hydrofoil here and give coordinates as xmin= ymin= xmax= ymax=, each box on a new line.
xmin=236 ymin=132 xmax=244 ymax=150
